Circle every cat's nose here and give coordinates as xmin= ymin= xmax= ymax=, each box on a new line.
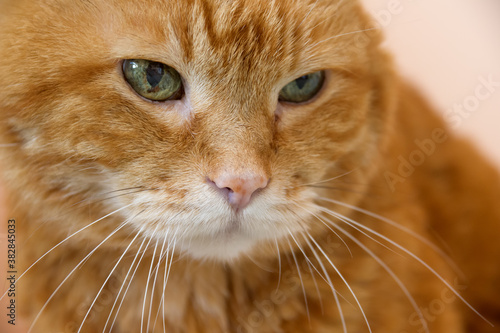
xmin=209 ymin=173 xmax=269 ymax=210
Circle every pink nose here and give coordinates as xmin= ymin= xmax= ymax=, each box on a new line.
xmin=210 ymin=173 xmax=269 ymax=210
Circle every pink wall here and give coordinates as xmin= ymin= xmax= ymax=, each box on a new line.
xmin=362 ymin=0 xmax=500 ymax=167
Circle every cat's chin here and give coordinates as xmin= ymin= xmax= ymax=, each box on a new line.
xmin=179 ymin=233 xmax=259 ymax=262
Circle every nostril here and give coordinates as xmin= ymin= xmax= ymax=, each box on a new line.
xmin=207 ymin=173 xmax=269 ymax=210
xmin=206 ymin=179 xmax=234 ymax=200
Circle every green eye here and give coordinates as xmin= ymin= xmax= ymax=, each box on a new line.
xmin=123 ymin=59 xmax=183 ymax=101
xmin=279 ymin=71 xmax=325 ymax=103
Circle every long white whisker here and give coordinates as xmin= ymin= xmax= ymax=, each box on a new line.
xmin=301 ymin=233 xmax=347 ymax=333
xmin=300 ymin=0 xmax=319 ymax=27
xmin=154 ymin=225 xmax=181 ymax=333
xmin=71 ymin=188 xmax=154 ymax=208
xmin=162 ymin=244 xmax=170 ymax=333
xmin=148 ymin=233 xmax=169 ymax=333
xmin=163 ymin=238 xmax=176 ymax=331
xmin=309 ymin=27 xmax=381 ymax=48
xmin=286 ymin=228 xmax=324 ymax=315
xmin=274 ymin=237 xmax=282 ymax=291
xmin=27 ymin=222 xmax=128 ymax=333
xmin=296 ymin=169 xmax=356 ymax=188
xmin=286 ymin=237 xmax=310 ymax=322
xmin=308 ymin=234 xmax=373 ymax=333
xmin=102 ymin=234 xmax=148 ymax=333
xmin=108 ymin=233 xmax=157 ymax=333
xmin=323 ymin=215 xmax=429 ymax=333
xmin=318 ymin=197 xmax=464 ymax=277
xmin=152 ymin=237 xmax=170 ymax=332
xmin=141 ymin=239 xmax=159 ymax=333
xmin=316 ymin=207 xmax=401 ymax=256
xmin=323 ymin=208 xmax=493 ymax=326
xmin=292 ymin=202 xmax=352 ymax=257
xmin=0 ymin=203 xmax=134 ymax=302
xmin=153 ymin=234 xmax=178 ymax=333
xmin=77 ymin=231 xmax=140 ymax=333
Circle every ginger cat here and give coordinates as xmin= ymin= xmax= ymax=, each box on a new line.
xmin=0 ymin=0 xmax=499 ymax=332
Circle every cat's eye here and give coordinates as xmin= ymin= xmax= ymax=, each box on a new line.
xmin=279 ymin=70 xmax=325 ymax=103
xmin=123 ymin=59 xmax=183 ymax=101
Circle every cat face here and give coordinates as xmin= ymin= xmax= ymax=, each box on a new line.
xmin=0 ymin=0 xmax=390 ymax=260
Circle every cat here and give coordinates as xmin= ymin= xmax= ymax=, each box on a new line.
xmin=0 ymin=0 xmax=499 ymax=332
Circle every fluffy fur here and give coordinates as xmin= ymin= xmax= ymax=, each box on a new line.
xmin=0 ymin=0 xmax=499 ymax=332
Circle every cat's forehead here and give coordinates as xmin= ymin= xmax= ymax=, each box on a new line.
xmin=103 ymin=0 xmax=365 ymax=81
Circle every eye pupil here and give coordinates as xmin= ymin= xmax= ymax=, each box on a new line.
xmin=295 ymin=75 xmax=309 ymax=90
xmin=146 ymin=63 xmax=164 ymax=88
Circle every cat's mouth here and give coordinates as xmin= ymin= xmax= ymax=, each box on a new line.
xmin=120 ymin=182 xmax=315 ymax=260
xmin=179 ymin=225 xmax=257 ymax=261
xmin=220 ymin=219 xmax=241 ymax=236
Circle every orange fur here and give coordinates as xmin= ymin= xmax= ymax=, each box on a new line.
xmin=0 ymin=0 xmax=499 ymax=332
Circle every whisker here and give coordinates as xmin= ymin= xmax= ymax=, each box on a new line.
xmin=71 ymin=187 xmax=158 ymax=208
xmin=141 ymin=239 xmax=160 ymax=333
xmin=105 ymin=186 xmax=149 ymax=194
xmin=27 ymin=222 xmax=128 ymax=333
xmin=323 ymin=216 xmax=429 ymax=333
xmin=163 ymin=238 xmax=176 ymax=332
xmin=304 ymin=250 xmax=324 ymax=315
xmin=292 ymin=203 xmax=352 ymax=257
xmin=108 ymin=232 xmax=158 ymax=333
xmin=76 ymin=231 xmax=141 ymax=333
xmin=274 ymin=237 xmax=282 ymax=291
xmin=318 ymin=197 xmax=465 ymax=278
xmin=152 ymin=229 xmax=179 ymax=333
xmin=322 ymin=208 xmax=493 ymax=326
xmin=151 ymin=235 xmax=170 ymax=332
xmin=286 ymin=237 xmax=310 ymax=322
xmin=286 ymin=229 xmax=333 ymax=288
xmin=152 ymin=225 xmax=181 ymax=332
xmin=298 ymin=0 xmax=320 ymax=28
xmin=300 ymin=232 xmax=347 ymax=333
xmin=285 ymin=228 xmax=324 ymax=315
xmin=0 ymin=203 xmax=134 ymax=302
xmin=307 ymin=233 xmax=373 ymax=333
xmin=309 ymin=27 xmax=381 ymax=48
xmin=148 ymin=233 xmax=169 ymax=333
xmin=316 ymin=207 xmax=401 ymax=256
xmin=295 ymin=169 xmax=356 ymax=188
xmin=246 ymin=253 xmax=275 ymax=273
xmin=102 ymin=234 xmax=148 ymax=333
xmin=306 ymin=185 xmax=370 ymax=196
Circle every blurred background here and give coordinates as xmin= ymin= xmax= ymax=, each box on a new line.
xmin=362 ymin=0 xmax=500 ymax=167
xmin=1 ymin=1 xmax=499 ymax=332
